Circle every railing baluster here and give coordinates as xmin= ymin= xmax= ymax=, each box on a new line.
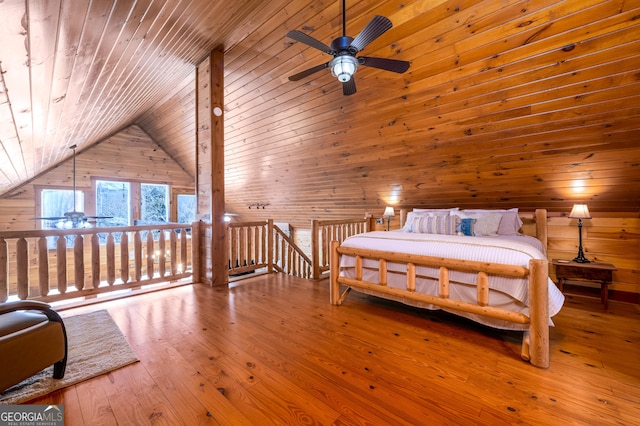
xmin=170 ymin=229 xmax=177 ymax=275
xmin=56 ymin=236 xmax=67 ymax=294
xmin=0 ymin=237 xmax=8 ymax=302
xmin=38 ymin=237 xmax=49 ymax=296
xmin=107 ymin=233 xmax=116 ymax=285
xmin=74 ymin=234 xmax=84 ymax=290
xmin=132 ymin=231 xmax=141 ymax=281
xmin=159 ymin=230 xmax=166 ymax=278
xmin=180 ymin=228 xmax=187 ymax=272
xmin=92 ymin=234 xmax=100 ymax=289
xmin=121 ymin=232 xmax=129 ymax=284
xmin=17 ymin=238 xmax=29 ymax=300
xmin=146 ymin=231 xmax=154 ymax=279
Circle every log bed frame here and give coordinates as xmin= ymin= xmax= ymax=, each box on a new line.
xmin=329 ymin=209 xmax=552 ymax=368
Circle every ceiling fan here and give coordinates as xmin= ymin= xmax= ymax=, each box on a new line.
xmin=33 ymin=145 xmax=112 ymax=229
xmin=286 ymin=0 xmax=410 ymax=96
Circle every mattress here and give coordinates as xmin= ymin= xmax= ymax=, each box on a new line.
xmin=338 ymin=231 xmax=565 ymax=330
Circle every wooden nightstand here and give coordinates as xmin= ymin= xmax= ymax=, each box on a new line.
xmin=552 ymin=259 xmax=617 ymax=309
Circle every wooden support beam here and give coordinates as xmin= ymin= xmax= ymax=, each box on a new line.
xmin=196 ymin=47 xmax=227 ymax=286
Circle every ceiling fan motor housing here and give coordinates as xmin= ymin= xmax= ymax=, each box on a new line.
xmin=330 ymin=36 xmax=358 ymax=82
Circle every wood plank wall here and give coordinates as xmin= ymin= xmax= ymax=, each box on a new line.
xmin=0 ymin=125 xmax=194 ymax=231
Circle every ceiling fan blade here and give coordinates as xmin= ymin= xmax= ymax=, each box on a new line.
xmin=349 ymin=15 xmax=392 ymax=53
xmin=287 ymin=30 xmax=333 ymax=54
xmin=288 ymin=62 xmax=330 ymax=81
xmin=342 ymin=78 xmax=356 ymax=96
xmin=31 ymin=217 xmax=67 ymax=221
xmin=358 ymin=56 xmax=410 ymax=73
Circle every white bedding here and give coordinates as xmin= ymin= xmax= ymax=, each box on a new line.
xmin=338 ymin=231 xmax=565 ymax=330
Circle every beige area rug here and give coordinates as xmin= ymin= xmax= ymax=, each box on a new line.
xmin=0 ymin=310 xmax=139 ymax=405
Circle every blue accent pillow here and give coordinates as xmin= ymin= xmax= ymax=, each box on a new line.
xmin=456 ymin=218 xmax=476 ymax=236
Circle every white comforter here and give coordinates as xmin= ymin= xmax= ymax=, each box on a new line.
xmin=338 ymin=231 xmax=565 ymax=330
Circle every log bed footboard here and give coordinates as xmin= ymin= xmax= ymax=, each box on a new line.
xmin=329 ymin=240 xmax=550 ymax=368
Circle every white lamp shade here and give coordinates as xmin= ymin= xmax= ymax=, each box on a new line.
xmin=383 ymin=206 xmax=395 ymax=217
xmin=569 ymin=204 xmax=591 ymax=219
xmin=330 ymin=56 xmax=358 ymax=82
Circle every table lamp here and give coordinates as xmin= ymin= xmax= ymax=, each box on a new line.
xmin=383 ymin=206 xmax=395 ymax=231
xmin=569 ymin=204 xmax=591 ymax=263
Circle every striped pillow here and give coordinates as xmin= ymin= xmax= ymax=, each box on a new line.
xmin=408 ymin=214 xmax=458 ymax=235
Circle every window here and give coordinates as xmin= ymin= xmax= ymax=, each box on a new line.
xmin=141 ymin=183 xmax=169 ymax=222
xmin=40 ymin=189 xmax=84 ymax=229
xmin=96 ymin=180 xmax=131 ymax=227
xmin=40 ymin=189 xmax=85 ymax=247
xmin=177 ymin=194 xmax=196 ymax=224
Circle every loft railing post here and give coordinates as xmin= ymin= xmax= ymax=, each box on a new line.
xmin=311 ymin=219 xmax=320 ymax=280
xmin=268 ymin=220 xmax=274 ymax=273
xmin=192 ymin=221 xmax=201 ymax=283
xmin=0 ymin=237 xmax=7 ymax=302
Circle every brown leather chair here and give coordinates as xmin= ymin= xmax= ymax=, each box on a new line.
xmin=0 ymin=300 xmax=68 ymax=392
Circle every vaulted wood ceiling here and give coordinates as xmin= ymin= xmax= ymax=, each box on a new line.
xmin=1 ymin=0 xmax=639 ymax=222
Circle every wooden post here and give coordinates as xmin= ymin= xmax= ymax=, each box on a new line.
xmin=268 ymin=220 xmax=274 ymax=273
xmin=210 ymin=47 xmax=226 ymax=286
xmin=330 ymin=241 xmax=340 ymax=305
xmin=439 ymin=266 xmax=449 ymax=298
xmin=528 ymin=259 xmax=550 ymax=368
xmin=196 ymin=47 xmax=227 ymax=286
xmin=477 ymin=271 xmax=489 ymax=306
xmin=535 ymin=209 xmax=548 ymax=254
xmin=0 ymin=237 xmax=7 ymax=302
xmin=311 ymin=219 xmax=320 ymax=279
xmin=191 ymin=222 xmax=201 ymax=282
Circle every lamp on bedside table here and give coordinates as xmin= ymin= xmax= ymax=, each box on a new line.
xmin=569 ymin=203 xmax=591 ymax=263
xmin=383 ymin=206 xmax=395 ymax=231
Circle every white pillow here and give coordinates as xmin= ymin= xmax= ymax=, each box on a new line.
xmin=406 ymin=213 xmax=458 ymax=235
xmin=413 ymin=208 xmax=459 ymax=214
xmin=463 ymin=208 xmax=523 ymax=235
xmin=453 ymin=211 xmax=502 ymax=236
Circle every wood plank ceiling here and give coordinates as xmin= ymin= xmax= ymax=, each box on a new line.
xmin=1 ymin=0 xmax=639 ymax=223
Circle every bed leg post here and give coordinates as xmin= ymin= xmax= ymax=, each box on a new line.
xmin=330 ymin=240 xmax=340 ymax=305
xmin=521 ymin=331 xmax=530 ymax=362
xmin=528 ymin=259 xmax=549 ymax=368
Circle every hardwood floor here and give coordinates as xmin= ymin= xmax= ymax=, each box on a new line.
xmin=30 ymin=273 xmax=640 ymax=425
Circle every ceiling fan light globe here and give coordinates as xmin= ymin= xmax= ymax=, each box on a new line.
xmin=330 ymin=56 xmax=358 ymax=83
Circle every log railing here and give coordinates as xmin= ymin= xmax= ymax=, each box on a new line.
xmin=226 ymin=220 xmax=312 ymax=279
xmin=0 ymin=223 xmax=195 ymax=303
xmin=311 ymin=218 xmax=370 ymax=279
xmin=272 ymin=222 xmax=312 ymax=279
xmin=0 ymin=216 xmax=369 ymax=304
